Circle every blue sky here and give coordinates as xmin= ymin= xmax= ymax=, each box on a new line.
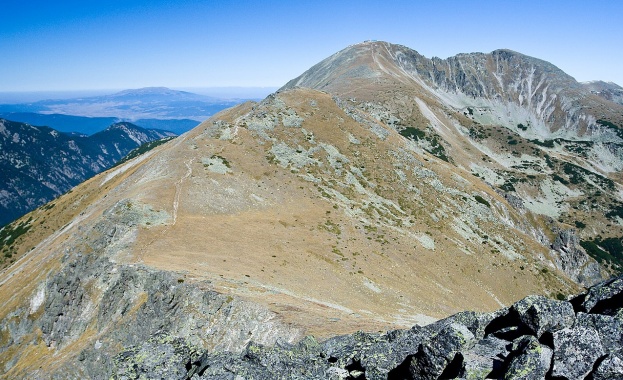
xmin=1 ymin=0 xmax=621 ymax=92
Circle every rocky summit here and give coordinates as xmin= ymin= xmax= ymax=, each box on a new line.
xmin=1 ymin=41 xmax=622 ymax=378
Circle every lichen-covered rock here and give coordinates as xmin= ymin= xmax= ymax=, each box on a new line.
xmin=406 ymin=323 xmax=476 ymax=379
xmin=114 ymin=334 xmax=200 ymax=380
xmin=503 ymin=335 xmax=552 ymax=380
xmin=552 ymin=326 xmax=605 ymax=379
xmin=460 ymin=335 xmax=510 ymax=379
xmin=512 ymin=295 xmax=575 ymax=337
xmin=575 ymin=312 xmax=623 ymax=354
xmin=591 ymin=354 xmax=623 ymax=380
xmin=581 ymin=275 xmax=623 ymax=314
xmin=103 ymin=275 xmax=623 ymax=379
xmin=436 ymin=310 xmax=503 ymax=341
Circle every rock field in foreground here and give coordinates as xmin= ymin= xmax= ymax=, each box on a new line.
xmin=115 ymin=275 xmax=623 ymax=379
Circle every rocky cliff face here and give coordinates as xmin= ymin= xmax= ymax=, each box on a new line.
xmin=0 ymin=119 xmax=175 ymax=226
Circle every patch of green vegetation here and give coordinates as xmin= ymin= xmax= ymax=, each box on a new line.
xmin=428 ymin=136 xmax=449 ymax=162
xmin=321 ymin=220 xmax=341 ymax=235
xmin=574 ymin=221 xmax=586 ymax=229
xmin=596 ymin=119 xmax=623 ymax=139
xmin=474 ymin=195 xmax=491 ymax=208
xmin=596 ymin=119 xmax=618 ymax=129
xmin=562 ymin=162 xmax=615 ymax=190
xmin=560 ymin=140 xmax=593 ymax=156
xmin=399 ymin=127 xmax=449 ymax=162
xmin=468 ymin=126 xmax=487 ymax=140
xmin=530 ymin=139 xmax=555 ymax=148
xmin=399 ymin=126 xmax=426 ymax=140
xmin=211 ymin=155 xmax=231 ymax=168
xmin=498 ymin=181 xmax=516 ymax=192
xmin=114 ymin=136 xmax=176 ymax=167
xmin=517 ymin=123 xmax=528 ymax=131
xmin=580 ymin=237 xmax=623 ymax=272
xmin=606 ymin=203 xmax=623 ymax=221
xmin=553 ymin=174 xmax=569 ymax=185
xmin=507 ymin=139 xmax=518 ymax=145
xmin=466 ymin=107 xmax=474 ymax=116
xmin=0 ymin=218 xmax=33 ymax=265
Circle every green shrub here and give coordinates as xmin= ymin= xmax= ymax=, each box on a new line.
xmin=474 ymin=195 xmax=490 ymax=208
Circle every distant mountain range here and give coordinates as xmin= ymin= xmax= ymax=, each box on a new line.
xmin=0 ymin=119 xmax=175 ymax=226
xmin=0 ymin=87 xmax=254 ymax=135
xmin=0 ymin=112 xmax=198 ymax=136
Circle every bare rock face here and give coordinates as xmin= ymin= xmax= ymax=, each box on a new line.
xmin=552 ymin=229 xmax=604 ymax=286
xmin=110 ymin=275 xmax=623 ymax=379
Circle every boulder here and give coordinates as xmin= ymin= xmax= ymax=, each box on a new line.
xmin=551 ymin=326 xmax=605 ymax=380
xmin=581 ymin=275 xmax=623 ymax=314
xmin=503 ymin=335 xmax=552 ymax=380
xmin=512 ymin=295 xmax=575 ymax=338
xmin=460 ymin=335 xmax=510 ymax=379
xmin=591 ymin=354 xmax=623 ymax=380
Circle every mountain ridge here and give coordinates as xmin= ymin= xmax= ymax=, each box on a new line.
xmin=1 ymin=41 xmax=622 ymax=378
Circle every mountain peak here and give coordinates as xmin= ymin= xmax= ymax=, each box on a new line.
xmin=111 ymin=87 xmax=192 ymax=97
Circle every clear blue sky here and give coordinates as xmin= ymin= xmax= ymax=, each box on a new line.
xmin=1 ymin=0 xmax=621 ymax=91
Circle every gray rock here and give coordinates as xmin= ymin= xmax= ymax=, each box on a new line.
xmin=552 ymin=229 xmax=604 ymax=287
xmin=582 ymin=275 xmax=623 ymax=314
xmin=512 ymin=295 xmax=575 ymax=338
xmin=407 ymin=323 xmax=476 ymax=379
xmin=114 ymin=334 xmax=200 ymax=380
xmin=591 ymin=354 xmax=623 ymax=380
xmin=574 ymin=312 xmax=623 ymax=354
xmin=503 ymin=335 xmax=552 ymax=380
xmin=460 ymin=335 xmax=510 ymax=379
xmin=552 ymin=326 xmax=605 ymax=380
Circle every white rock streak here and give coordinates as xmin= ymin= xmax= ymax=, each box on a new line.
xmin=172 ymin=159 xmax=192 ymax=225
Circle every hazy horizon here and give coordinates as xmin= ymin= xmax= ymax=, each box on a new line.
xmin=0 ymin=86 xmax=279 ymax=104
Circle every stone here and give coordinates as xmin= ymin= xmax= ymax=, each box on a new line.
xmin=511 ymin=295 xmax=575 ymax=338
xmin=503 ymin=335 xmax=552 ymax=380
xmin=575 ymin=312 xmax=623 ymax=354
xmin=407 ymin=323 xmax=476 ymax=379
xmin=582 ymin=275 xmax=623 ymax=314
xmin=551 ymin=326 xmax=605 ymax=380
xmin=591 ymin=354 xmax=623 ymax=380
xmin=551 ymin=229 xmax=603 ymax=286
xmin=460 ymin=335 xmax=510 ymax=379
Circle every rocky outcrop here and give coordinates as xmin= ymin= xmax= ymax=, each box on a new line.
xmin=113 ymin=275 xmax=623 ymax=379
xmin=0 ymin=200 xmax=303 ymax=378
xmin=552 ymin=229 xmax=604 ymax=286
